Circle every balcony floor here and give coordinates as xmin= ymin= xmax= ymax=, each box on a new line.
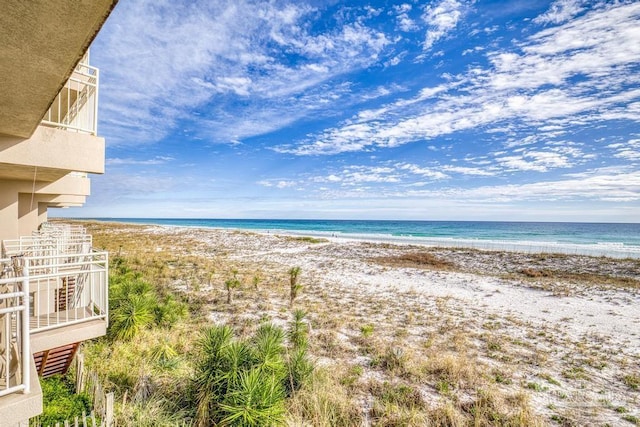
xmin=30 ymin=306 xmax=94 ymax=331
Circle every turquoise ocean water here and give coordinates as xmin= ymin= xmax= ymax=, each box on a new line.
xmin=86 ymin=218 xmax=640 ymax=259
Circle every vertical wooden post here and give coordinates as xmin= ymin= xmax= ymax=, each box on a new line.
xmin=75 ymin=352 xmax=85 ymax=392
xmin=105 ymin=392 xmax=114 ymax=427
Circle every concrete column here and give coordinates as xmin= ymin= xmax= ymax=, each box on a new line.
xmin=18 ymin=193 xmax=40 ymax=237
xmin=0 ymin=181 xmax=20 ymax=241
xmin=38 ymin=202 xmax=48 ymax=226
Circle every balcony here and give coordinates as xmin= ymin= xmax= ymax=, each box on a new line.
xmin=41 ymin=56 xmax=99 ymax=136
xmin=0 ymin=223 xmax=108 ymax=401
xmin=0 ymin=51 xmax=104 ymax=182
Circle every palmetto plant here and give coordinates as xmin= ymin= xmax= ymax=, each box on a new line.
xmin=110 ymin=289 xmax=156 ymax=341
xmin=108 ymin=258 xmax=187 ymax=341
xmin=110 ymin=294 xmax=155 ymax=341
xmin=193 ymin=321 xmax=312 ymax=427
xmin=286 ymin=310 xmax=313 ymax=395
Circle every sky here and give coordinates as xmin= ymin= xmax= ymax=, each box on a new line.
xmin=60 ymin=0 xmax=640 ymax=222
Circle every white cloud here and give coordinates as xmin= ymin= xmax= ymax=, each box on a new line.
xmin=422 ymin=0 xmax=468 ymax=51
xmin=534 ymin=0 xmax=586 ymax=25
xmin=257 ymin=179 xmax=298 ymax=189
xmin=442 ymin=165 xmax=495 ymax=176
xmin=106 ymin=156 xmax=174 ymax=166
xmin=394 ymin=3 xmax=418 ymax=32
xmin=455 ymin=170 xmax=640 ymax=202
xmin=495 ymin=151 xmax=571 ymax=173
xmin=611 ymin=138 xmax=640 ymax=161
xmin=396 ymin=163 xmax=449 ymax=180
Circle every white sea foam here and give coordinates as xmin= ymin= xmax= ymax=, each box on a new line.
xmin=275 ymin=229 xmax=640 ymax=259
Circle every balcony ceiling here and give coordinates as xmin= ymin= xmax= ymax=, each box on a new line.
xmin=0 ymin=162 xmax=68 ymax=182
xmin=0 ymin=0 xmax=118 ymax=138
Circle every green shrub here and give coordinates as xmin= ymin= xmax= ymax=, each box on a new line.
xmin=109 ymin=258 xmax=187 ymax=341
xmin=32 ymin=375 xmax=91 ymax=427
xmin=193 ymin=321 xmax=314 ymax=427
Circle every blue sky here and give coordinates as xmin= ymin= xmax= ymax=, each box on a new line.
xmin=62 ymin=0 xmax=640 ymax=221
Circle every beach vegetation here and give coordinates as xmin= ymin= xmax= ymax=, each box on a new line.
xmin=360 ymin=323 xmax=375 ymax=338
xmin=373 ymin=251 xmax=454 ymax=270
xmin=252 ymin=271 xmax=262 ymax=290
xmin=225 ymin=268 xmax=241 ymax=304
xmin=108 ymin=257 xmax=188 ymax=340
xmin=31 ymin=375 xmax=92 ymax=427
xmin=622 ymin=373 xmax=640 ymax=390
xmin=61 ymin=221 xmax=640 ymax=427
xmin=289 ymin=236 xmax=329 ymax=244
xmin=289 ymin=266 xmax=302 ymax=305
xmin=193 ymin=320 xmax=313 ymax=426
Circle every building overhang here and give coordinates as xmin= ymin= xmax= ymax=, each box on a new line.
xmin=0 ymin=126 xmax=105 ymax=181
xmin=0 ymin=0 xmax=118 ymax=138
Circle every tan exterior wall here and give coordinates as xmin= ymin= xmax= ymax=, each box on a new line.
xmin=0 ymin=181 xmax=20 ymax=240
xmin=0 ymin=177 xmax=91 ymax=240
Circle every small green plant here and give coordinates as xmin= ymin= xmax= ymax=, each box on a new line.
xmin=526 ymin=382 xmax=545 ymax=392
xmin=542 ymin=374 xmax=561 ymax=386
xmin=110 ymin=291 xmax=156 ymax=341
xmin=252 ymin=271 xmax=262 ymax=290
xmin=340 ymin=365 xmax=364 ymax=388
xmin=623 ymin=373 xmax=639 ymax=390
xmin=436 ymin=380 xmax=451 ymax=394
xmin=289 ymin=309 xmax=309 ymax=349
xmin=225 ymin=269 xmax=241 ymax=304
xmin=289 ymin=266 xmax=302 ymax=305
xmin=622 ymin=414 xmax=639 ymax=424
xmin=108 ymin=257 xmax=187 ymax=341
xmin=360 ymin=324 xmax=374 ymax=338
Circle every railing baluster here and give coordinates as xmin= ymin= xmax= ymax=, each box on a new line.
xmin=22 ymin=264 xmax=30 ymax=394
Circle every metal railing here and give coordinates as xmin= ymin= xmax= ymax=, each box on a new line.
xmin=2 ymin=236 xmax=92 ymax=259
xmin=0 ymin=262 xmax=30 ymax=397
xmin=27 ymin=251 xmax=109 ymax=333
xmin=0 ymin=224 xmax=108 ymax=398
xmin=0 ymin=252 xmax=108 ymax=397
xmin=41 ymin=60 xmax=99 ymax=135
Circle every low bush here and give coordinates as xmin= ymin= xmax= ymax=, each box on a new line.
xmin=32 ymin=375 xmax=91 ymax=427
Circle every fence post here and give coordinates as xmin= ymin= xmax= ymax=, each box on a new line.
xmin=75 ymin=353 xmax=84 ymax=392
xmin=105 ymin=392 xmax=114 ymax=427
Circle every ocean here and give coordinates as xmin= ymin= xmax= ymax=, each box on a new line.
xmin=85 ymin=218 xmax=640 ymax=259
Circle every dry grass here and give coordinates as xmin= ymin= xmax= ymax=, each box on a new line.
xmin=373 ymin=252 xmax=455 ymax=270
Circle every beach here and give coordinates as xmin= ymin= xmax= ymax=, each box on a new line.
xmin=83 ymin=220 xmax=640 ymax=425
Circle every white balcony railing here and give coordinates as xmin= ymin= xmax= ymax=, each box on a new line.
xmin=2 ymin=236 xmax=92 ymax=260
xmin=0 ymin=267 xmax=29 ymax=398
xmin=0 ymin=224 xmax=108 ymax=398
xmin=41 ymin=58 xmax=99 ymax=136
